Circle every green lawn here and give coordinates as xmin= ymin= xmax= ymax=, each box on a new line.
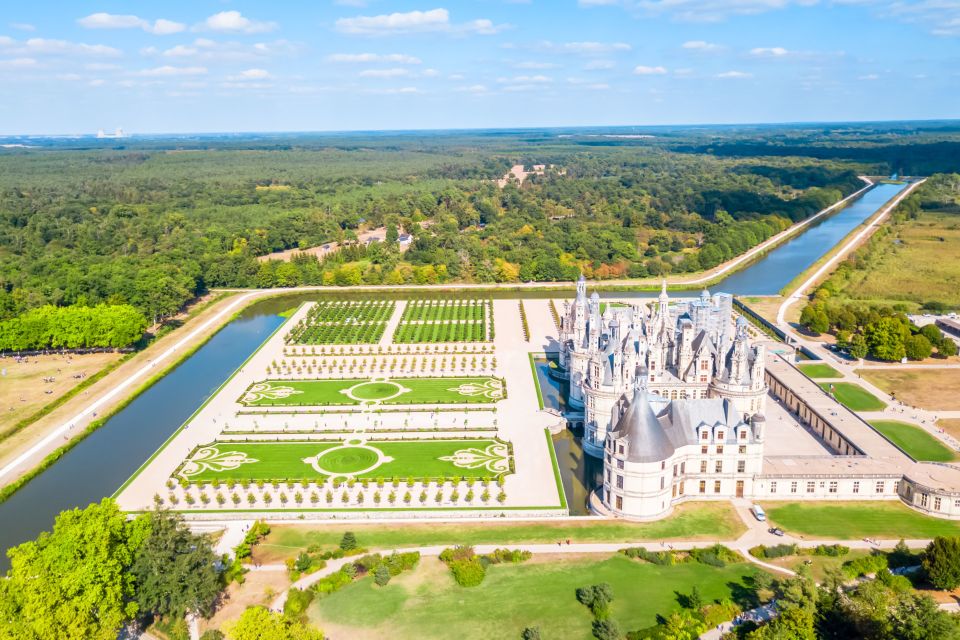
xmin=178 ymin=439 xmax=511 ymax=482
xmin=254 ymin=502 xmax=745 ymax=563
xmin=869 ymin=420 xmax=958 ymax=462
xmin=309 ymin=554 xmax=762 ymax=640
xmin=763 ymin=501 xmax=960 ymax=539
xmin=240 ymin=376 xmax=504 ymax=406
xmin=798 ymin=363 xmax=842 ymax=379
xmin=818 ymin=382 xmax=887 ymax=411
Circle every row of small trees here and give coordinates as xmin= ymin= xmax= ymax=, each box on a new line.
xmin=0 ymin=303 xmax=147 ymax=351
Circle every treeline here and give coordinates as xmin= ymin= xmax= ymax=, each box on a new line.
xmin=0 ymin=304 xmax=146 ymax=352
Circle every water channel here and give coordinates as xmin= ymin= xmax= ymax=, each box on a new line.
xmin=0 ymin=181 xmax=908 ymax=569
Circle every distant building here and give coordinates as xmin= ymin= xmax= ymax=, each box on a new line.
xmin=96 ymin=127 xmax=125 ymax=139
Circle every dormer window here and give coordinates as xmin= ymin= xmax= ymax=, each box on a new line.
xmin=717 ymin=431 xmax=725 ymax=441
xmin=701 ymin=431 xmax=709 ymax=441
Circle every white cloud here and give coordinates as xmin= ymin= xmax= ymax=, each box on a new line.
xmin=201 ymin=11 xmax=277 ymax=34
xmin=78 ymin=13 xmax=186 ymax=35
xmin=134 ymin=65 xmax=208 ymax=77
xmin=0 ymin=57 xmax=37 ymax=68
xmin=634 ymin=65 xmax=667 ymax=75
xmin=716 ymin=70 xmax=752 ymax=78
xmin=235 ymin=68 xmax=270 ymax=79
xmin=10 ymin=23 xmax=35 ymax=32
xmin=0 ymin=38 xmax=122 ymax=58
xmin=153 ymin=38 xmax=297 ymax=62
xmin=682 ymin=40 xmax=722 ymax=51
xmin=515 ymin=61 xmax=558 ymax=69
xmin=448 ymin=73 xmax=465 ymax=80
xmin=326 ymin=53 xmax=422 ymax=64
xmin=535 ymin=41 xmax=631 ymax=55
xmin=498 ymin=74 xmax=552 ymax=83
xmin=750 ymin=46 xmax=790 ymax=57
xmin=421 ymin=68 xmax=440 ymax=77
xmin=632 ymin=0 xmax=801 ymax=23
xmin=457 ymin=84 xmax=489 ymax=93
xmin=336 ymin=8 xmax=507 ymax=36
xmin=359 ymin=67 xmax=411 ymax=77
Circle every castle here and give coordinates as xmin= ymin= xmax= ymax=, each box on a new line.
xmin=557 ymin=277 xmax=769 ymax=519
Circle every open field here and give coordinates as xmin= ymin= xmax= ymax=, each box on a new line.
xmin=798 ymin=363 xmax=842 ymax=379
xmin=309 ymin=554 xmax=762 ymax=640
xmin=178 ymin=439 xmax=511 ymax=482
xmin=0 ymin=352 xmax=121 ymax=440
xmin=239 ymin=377 xmax=504 ymax=406
xmin=940 ymin=419 xmax=960 ymax=441
xmin=839 ymin=211 xmax=960 ymax=309
xmin=764 ymin=549 xmax=874 ymax=583
xmin=818 ymin=381 xmax=887 ymax=411
xmin=763 ymin=501 xmax=960 ymax=539
xmin=858 ymin=368 xmax=960 ymax=411
xmin=252 ymin=502 xmax=745 ymax=563
xmin=869 ymin=420 xmax=958 ymax=462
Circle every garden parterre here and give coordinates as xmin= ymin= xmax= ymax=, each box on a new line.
xmin=239 ymin=377 xmax=506 ymax=406
xmin=393 ymin=299 xmax=492 ymax=343
xmin=285 ymin=300 xmax=395 ymax=345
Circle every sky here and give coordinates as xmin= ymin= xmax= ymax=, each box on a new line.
xmin=0 ymin=1 xmax=957 ymax=134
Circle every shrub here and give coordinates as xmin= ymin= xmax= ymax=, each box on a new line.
xmin=842 ymin=552 xmax=889 ymax=579
xmin=924 ymin=536 xmax=960 ymax=590
xmin=199 ymin=631 xmax=225 ymax=640
xmin=621 ymin=546 xmax=674 ymax=565
xmin=340 ymin=531 xmax=357 ymax=551
xmin=577 ymin=583 xmax=614 ymax=620
xmin=812 ymin=544 xmax=849 ymax=557
xmin=374 ymin=565 xmax=391 ymax=587
xmin=449 ymin=558 xmax=486 ymax=587
xmin=749 ymin=543 xmax=798 ymax=559
xmin=283 ymin=588 xmax=315 ymax=620
xmin=688 ymin=544 xmax=740 ymax=567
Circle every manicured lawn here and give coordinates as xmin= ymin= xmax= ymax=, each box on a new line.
xmin=240 ymin=376 xmax=504 ymax=406
xmin=763 ymin=501 xmax=960 ymax=539
xmin=858 ymin=369 xmax=960 ymax=411
xmin=798 ymin=363 xmax=842 ymax=379
xmin=254 ymin=502 xmax=745 ymax=563
xmin=765 ymin=549 xmax=874 ymax=583
xmin=178 ymin=439 xmax=511 ymax=482
xmin=818 ymin=382 xmax=887 ymax=411
xmin=869 ymin=420 xmax=958 ymax=462
xmin=309 ymin=554 xmax=763 ymax=640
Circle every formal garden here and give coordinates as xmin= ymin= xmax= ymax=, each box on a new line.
xmin=869 ymin=420 xmax=958 ymax=462
xmin=392 ymin=299 xmax=492 ymax=343
xmin=239 ymin=377 xmax=506 ymax=406
xmin=285 ymin=300 xmax=395 ymax=345
xmin=174 ymin=438 xmax=514 ymax=483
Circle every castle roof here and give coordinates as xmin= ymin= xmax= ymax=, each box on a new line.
xmin=610 ymin=388 xmax=675 ymax=463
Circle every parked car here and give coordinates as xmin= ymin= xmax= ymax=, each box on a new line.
xmin=751 ymin=504 xmax=767 ymax=522
xmin=768 ymin=527 xmax=785 ymax=537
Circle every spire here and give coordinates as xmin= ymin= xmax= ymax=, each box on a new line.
xmin=659 ymin=279 xmax=669 ymax=303
xmin=576 ymin=273 xmax=587 ymax=302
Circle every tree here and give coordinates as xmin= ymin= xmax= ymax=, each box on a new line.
xmin=0 ymin=499 xmax=146 ymax=640
xmin=848 ymin=333 xmax=869 ymax=359
xmin=374 ymin=565 xmax=391 ymax=587
xmin=920 ymin=324 xmax=944 ymax=348
xmin=576 ymin=583 xmax=614 ymax=620
xmin=661 ymin=609 xmax=706 ymax=640
xmin=339 ymin=531 xmax=357 ymax=551
xmin=940 ymin=338 xmax=959 ymax=358
xmin=866 ymin=317 xmax=907 ymax=361
xmin=904 ymin=334 xmax=933 ymax=361
xmin=521 ymin=627 xmax=542 ymax=640
xmin=686 ymin=585 xmax=703 ymax=611
xmin=224 ymin=606 xmax=323 ymax=640
xmin=591 ymin=618 xmax=622 ymax=640
xmin=924 ymin=536 xmax=960 ymax=590
xmin=200 ymin=631 xmax=225 ymax=640
xmin=130 ymin=509 xmax=223 ymax=619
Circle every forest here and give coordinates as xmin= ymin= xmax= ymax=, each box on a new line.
xmin=1 ymin=122 xmax=955 ymax=348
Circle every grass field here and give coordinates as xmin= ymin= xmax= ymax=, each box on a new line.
xmin=858 ymin=368 xmax=960 ymax=411
xmin=839 ymin=211 xmax=960 ymax=309
xmin=798 ymin=363 xmax=842 ymax=379
xmin=240 ymin=377 xmax=504 ymax=406
xmin=869 ymin=420 xmax=958 ymax=462
xmin=309 ymin=554 xmax=763 ymax=640
xmin=178 ymin=439 xmax=511 ymax=482
xmin=253 ymin=502 xmax=745 ymax=563
xmin=940 ymin=419 xmax=960 ymax=441
xmin=0 ymin=352 xmax=121 ymax=439
xmin=818 ymin=381 xmax=887 ymax=411
xmin=763 ymin=501 xmax=960 ymax=539
xmin=764 ymin=549 xmax=874 ymax=582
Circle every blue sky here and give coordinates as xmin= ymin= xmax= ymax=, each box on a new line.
xmin=0 ymin=1 xmax=957 ymax=134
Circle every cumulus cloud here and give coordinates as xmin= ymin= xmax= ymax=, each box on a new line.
xmin=634 ymin=65 xmax=667 ymax=74
xmin=200 ymin=11 xmax=277 ymax=34
xmin=133 ymin=65 xmax=208 ymax=77
xmin=0 ymin=57 xmax=37 ymax=68
xmin=234 ymin=68 xmax=270 ymax=79
xmin=498 ymin=74 xmax=552 ymax=83
xmin=0 ymin=37 xmax=122 ymax=57
xmin=326 ymin=52 xmax=422 ymax=64
xmin=716 ymin=70 xmax=752 ymax=78
xmin=750 ymin=46 xmax=790 ymax=57
xmin=336 ymin=8 xmax=507 ymax=36
xmin=682 ymin=40 xmax=722 ymax=51
xmin=583 ymin=59 xmax=615 ymax=70
xmin=535 ymin=41 xmax=631 ymax=55
xmin=150 ymin=38 xmax=297 ymax=62
xmin=78 ymin=13 xmax=186 ymax=35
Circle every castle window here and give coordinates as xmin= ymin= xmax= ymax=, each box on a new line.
xmin=616 ymin=475 xmax=623 ymax=489
xmin=679 ymin=481 xmax=685 ymax=495
xmin=715 ymin=461 xmax=723 ymax=473
xmin=661 ymin=477 xmax=665 ymax=490
xmin=935 ymin=497 xmax=942 ymax=511
xmin=699 ymin=376 xmax=708 ymax=383
xmin=737 ymin=460 xmax=746 ymax=473
xmin=739 ymin=445 xmax=746 ymax=455
xmin=954 ymin=499 xmax=960 ymax=508
xmin=921 ymin=494 xmax=928 ymax=508
xmin=699 ymin=480 xmax=706 ymax=494
xmin=806 ymin=481 xmax=815 ymax=493
xmin=673 ymin=464 xmax=678 ymax=477
xmin=894 ymin=481 xmax=900 ymax=493
xmin=701 ymin=431 xmax=709 ymax=441
xmin=616 ymin=496 xmax=622 ymax=510
xmin=853 ymin=481 xmax=860 ymax=494
xmin=680 ymin=462 xmax=685 ymax=474
xmin=717 ymin=431 xmax=725 ymax=441
xmin=829 ymin=481 xmax=837 ymax=494
xmin=714 ymin=480 xmax=721 ymax=493
xmin=701 ymin=445 xmax=708 ymax=455
xmin=716 ymin=445 xmax=724 ymax=455
xmin=700 ymin=461 xmax=708 ymax=473
xmin=790 ymin=482 xmax=798 ymax=494
xmin=617 ymin=459 xmax=624 ymax=470
xmin=661 ymin=461 xmax=666 ymax=471
xmin=606 ymin=470 xmax=610 ymax=483
xmin=739 ymin=430 xmax=747 ymax=440
xmin=875 ymin=481 xmax=885 ymax=494
xmin=618 ymin=444 xmax=624 ymax=455
xmin=770 ymin=482 xmax=777 ymax=493
xmin=700 ymin=360 xmax=709 ymax=370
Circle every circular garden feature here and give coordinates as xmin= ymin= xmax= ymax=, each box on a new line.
xmin=314 ymin=445 xmax=384 ymax=475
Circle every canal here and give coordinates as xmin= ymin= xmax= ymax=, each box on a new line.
xmin=0 ymin=181 xmax=908 ymax=569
